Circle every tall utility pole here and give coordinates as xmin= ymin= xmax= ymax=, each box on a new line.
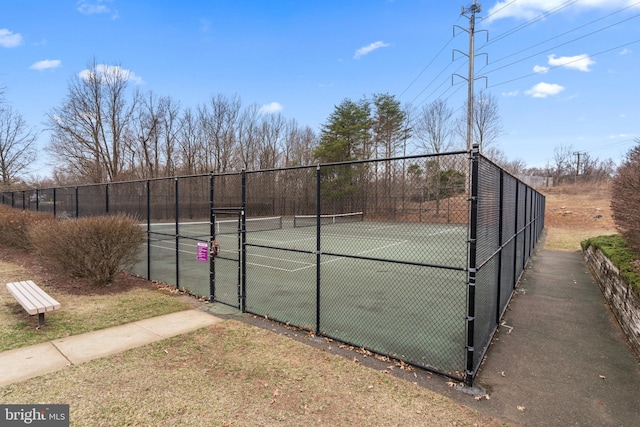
xmin=465 ymin=1 xmax=481 ymax=152
xmin=455 ymin=1 xmax=483 ymax=152
xmin=574 ymin=151 xmax=586 ymax=177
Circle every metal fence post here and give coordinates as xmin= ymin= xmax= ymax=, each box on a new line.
xmin=175 ymin=177 xmax=180 ymax=289
xmin=496 ymin=170 xmax=504 ymax=324
xmin=465 ymin=144 xmax=480 ymax=386
xmin=75 ymin=187 xmax=79 ymax=218
xmin=315 ymin=164 xmax=321 ymax=335
xmin=513 ymin=183 xmax=519 ymax=288
xmin=209 ymin=172 xmax=215 ymax=301
xmin=146 ymin=180 xmax=151 ymax=280
xmin=241 ymin=169 xmax=247 ymax=312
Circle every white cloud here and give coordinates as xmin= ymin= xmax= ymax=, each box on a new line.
xmin=620 ymin=48 xmax=632 ymax=55
xmin=354 ymin=41 xmax=391 ymax=59
xmin=502 ymin=90 xmax=519 ymax=97
xmin=609 ymin=133 xmax=635 ymax=139
xmin=0 ymin=28 xmax=23 ymax=48
xmin=30 ymin=59 xmax=62 ymax=71
xmin=548 ymin=54 xmax=594 ymax=72
xmin=259 ymin=102 xmax=283 ymax=114
xmin=77 ymin=0 xmax=118 ymax=19
xmin=533 ymin=65 xmax=549 ymax=73
xmin=79 ymin=64 xmax=144 ymax=85
xmin=485 ymin=0 xmax=639 ymax=23
xmin=525 ymin=82 xmax=565 ymax=98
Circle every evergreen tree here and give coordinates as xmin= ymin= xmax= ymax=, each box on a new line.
xmin=314 ymin=98 xmax=371 ymax=211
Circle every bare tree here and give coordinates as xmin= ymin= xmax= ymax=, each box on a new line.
xmin=258 ymin=112 xmax=285 ymax=169
xmin=46 ymin=60 xmax=139 ymax=183
xmin=236 ymin=103 xmax=261 ymax=170
xmin=413 ymin=99 xmax=458 ymax=216
xmin=199 ymin=94 xmax=241 ymax=173
xmin=282 ymin=119 xmax=317 ymax=167
xmin=552 ymin=144 xmax=574 ymax=182
xmin=129 ymin=92 xmax=181 ymax=178
xmin=456 ymin=90 xmax=504 ymax=152
xmin=0 ymin=106 xmax=38 ymax=188
xmin=611 ymin=140 xmax=640 ymax=251
xmin=483 ymin=146 xmax=527 ymax=176
xmin=415 ymin=99 xmax=456 ymax=154
xmin=176 ymin=107 xmax=204 ymax=175
xmin=159 ymin=95 xmax=181 ymax=177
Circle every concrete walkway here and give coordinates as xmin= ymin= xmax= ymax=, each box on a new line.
xmin=0 ymin=309 xmax=222 ymax=387
xmin=466 ymin=249 xmax=640 ymax=426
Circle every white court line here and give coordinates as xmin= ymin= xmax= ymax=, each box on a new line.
xmin=148 ymin=226 xmax=449 ymax=272
xmin=249 ymin=235 xmax=316 ymax=245
xmin=248 ymin=239 xmax=408 ymax=273
xmin=150 ymin=237 xmax=409 ymax=272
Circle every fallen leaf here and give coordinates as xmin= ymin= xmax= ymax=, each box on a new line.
xmin=517 ymin=406 xmax=526 ymax=411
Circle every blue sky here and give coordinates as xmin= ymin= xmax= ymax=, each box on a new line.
xmin=1 ymin=0 xmax=639 ymax=178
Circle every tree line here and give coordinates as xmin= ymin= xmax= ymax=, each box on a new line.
xmin=0 ymin=60 xmax=616 ymax=190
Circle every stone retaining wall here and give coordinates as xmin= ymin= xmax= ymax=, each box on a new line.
xmin=583 ymin=246 xmax=640 ymax=358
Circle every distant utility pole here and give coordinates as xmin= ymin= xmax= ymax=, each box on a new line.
xmin=574 ymin=151 xmax=587 ymax=176
xmin=454 ymin=1 xmax=486 ymax=152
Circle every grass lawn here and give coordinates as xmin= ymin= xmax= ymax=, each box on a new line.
xmin=0 ymin=256 xmax=503 ymax=426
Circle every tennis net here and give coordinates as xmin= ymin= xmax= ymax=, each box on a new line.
xmin=293 ymin=212 xmax=364 ymax=228
xmin=217 ymin=216 xmax=283 ymax=234
xmin=147 ymin=216 xmax=283 ymax=237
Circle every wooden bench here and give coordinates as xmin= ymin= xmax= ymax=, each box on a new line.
xmin=6 ymin=280 xmax=61 ymax=327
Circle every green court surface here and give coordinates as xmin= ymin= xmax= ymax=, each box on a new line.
xmin=132 ymin=218 xmax=470 ymax=373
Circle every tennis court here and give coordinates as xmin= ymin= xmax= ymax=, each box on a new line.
xmin=5 ymin=150 xmax=545 ymax=384
xmin=133 ymin=213 xmax=469 ymax=372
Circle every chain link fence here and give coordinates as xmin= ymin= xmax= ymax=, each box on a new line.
xmin=1 ymin=146 xmax=544 ymax=384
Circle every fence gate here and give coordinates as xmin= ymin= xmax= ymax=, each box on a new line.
xmin=211 ymin=209 xmax=243 ymax=308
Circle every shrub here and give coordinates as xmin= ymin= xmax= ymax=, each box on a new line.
xmin=0 ymin=205 xmax=55 ymax=250
xmin=582 ymin=235 xmax=640 ymax=293
xmin=29 ymin=214 xmax=146 ymax=286
xmin=611 ymin=142 xmax=640 ymax=253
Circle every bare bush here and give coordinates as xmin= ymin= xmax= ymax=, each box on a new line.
xmin=0 ymin=205 xmax=54 ymax=250
xmin=29 ymin=214 xmax=146 ymax=285
xmin=611 ymin=143 xmax=640 ymax=252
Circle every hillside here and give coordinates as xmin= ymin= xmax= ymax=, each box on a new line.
xmin=541 ymin=181 xmax=616 ymax=251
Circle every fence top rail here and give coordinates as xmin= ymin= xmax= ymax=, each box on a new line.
xmin=4 ymin=150 xmax=471 ymax=194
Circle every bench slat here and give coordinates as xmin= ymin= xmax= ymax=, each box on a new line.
xmin=6 ymin=280 xmax=61 ymax=315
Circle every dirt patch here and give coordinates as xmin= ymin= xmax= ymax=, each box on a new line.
xmin=541 ymin=182 xmax=617 ymax=250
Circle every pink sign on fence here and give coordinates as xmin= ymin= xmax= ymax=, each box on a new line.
xmin=196 ymin=242 xmax=209 ymax=262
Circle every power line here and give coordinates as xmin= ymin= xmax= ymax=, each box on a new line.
xmin=488 ymin=39 xmax=640 ymax=88
xmin=398 ymin=36 xmax=457 ymax=99
xmin=481 ymin=11 xmax=640 ymax=77
xmin=481 ymin=0 xmax=518 ymax=23
xmin=487 ymin=2 xmax=640 ymax=67
xmin=483 ymin=0 xmax=580 ymax=46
